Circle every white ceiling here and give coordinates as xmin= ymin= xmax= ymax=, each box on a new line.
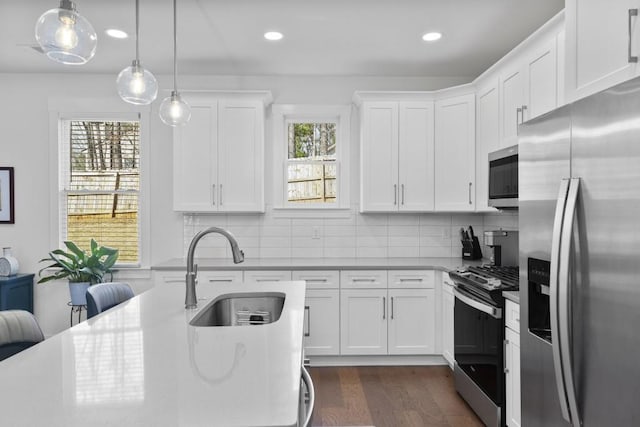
xmin=1 ymin=0 xmax=564 ymax=78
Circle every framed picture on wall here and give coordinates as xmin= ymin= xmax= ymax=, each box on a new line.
xmin=0 ymin=167 xmax=15 ymax=224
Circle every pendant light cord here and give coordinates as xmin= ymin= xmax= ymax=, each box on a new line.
xmin=173 ymin=0 xmax=178 ymax=92
xmin=135 ymin=0 xmax=140 ymax=63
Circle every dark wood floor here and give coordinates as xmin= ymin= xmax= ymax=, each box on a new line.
xmin=308 ymin=366 xmax=483 ymax=427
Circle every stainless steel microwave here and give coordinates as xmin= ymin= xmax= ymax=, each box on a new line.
xmin=488 ymin=145 xmax=518 ymax=208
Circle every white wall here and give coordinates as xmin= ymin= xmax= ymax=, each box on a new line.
xmin=0 ymin=72 xmax=473 ymax=335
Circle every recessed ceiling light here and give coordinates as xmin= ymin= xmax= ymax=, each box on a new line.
xmin=422 ymin=32 xmax=442 ymax=42
xmin=106 ymin=29 xmax=129 ymax=39
xmin=264 ymin=31 xmax=283 ymax=41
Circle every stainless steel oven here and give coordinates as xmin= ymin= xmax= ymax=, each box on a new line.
xmin=449 ymin=266 xmax=518 ymax=427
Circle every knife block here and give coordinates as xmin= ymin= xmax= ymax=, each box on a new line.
xmin=461 ymin=237 xmax=483 ymax=260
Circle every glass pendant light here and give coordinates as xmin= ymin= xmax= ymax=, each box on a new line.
xmin=159 ymin=0 xmax=190 ymax=126
xmin=116 ymin=0 xmax=158 ymax=105
xmin=35 ymin=0 xmax=97 ymax=65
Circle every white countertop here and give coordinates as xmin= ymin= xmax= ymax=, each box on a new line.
xmin=503 ymin=290 xmax=520 ymax=304
xmin=0 ymin=281 xmax=306 ymax=427
xmin=152 ymin=257 xmax=484 ymax=271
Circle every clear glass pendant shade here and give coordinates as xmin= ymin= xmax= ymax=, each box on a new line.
xmin=35 ymin=1 xmax=97 ymax=65
xmin=116 ymin=61 xmax=158 ymax=105
xmin=159 ymin=91 xmax=191 ymax=126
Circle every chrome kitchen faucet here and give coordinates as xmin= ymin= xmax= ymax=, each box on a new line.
xmin=185 ymin=227 xmax=244 ymax=309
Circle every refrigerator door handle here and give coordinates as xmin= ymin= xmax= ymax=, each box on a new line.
xmin=558 ymin=177 xmax=581 ymax=427
xmin=550 ymin=178 xmax=572 ymax=424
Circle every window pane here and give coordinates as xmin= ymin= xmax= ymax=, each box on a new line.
xmin=287 ymin=162 xmax=336 ymax=203
xmin=66 ymin=121 xmax=140 ymax=264
xmin=287 ymin=123 xmax=336 ymax=160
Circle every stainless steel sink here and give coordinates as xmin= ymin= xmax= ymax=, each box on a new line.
xmin=189 ymin=292 xmax=285 ymax=327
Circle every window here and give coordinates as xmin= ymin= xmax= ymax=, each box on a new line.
xmin=273 ymin=105 xmax=350 ymax=211
xmin=286 ymin=122 xmax=337 ymax=203
xmin=59 ymin=119 xmax=141 ymax=265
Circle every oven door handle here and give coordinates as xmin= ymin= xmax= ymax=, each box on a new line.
xmin=453 ymin=288 xmax=502 ymax=319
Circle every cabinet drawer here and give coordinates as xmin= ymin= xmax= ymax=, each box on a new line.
xmin=505 ymin=299 xmax=520 ymax=333
xmin=200 ymin=271 xmax=243 ymax=285
xmin=244 ymin=270 xmax=292 ymax=283
xmin=388 ymin=270 xmax=434 ymax=289
xmin=292 ymin=270 xmax=340 ymax=289
xmin=340 ymin=270 xmax=387 ymax=289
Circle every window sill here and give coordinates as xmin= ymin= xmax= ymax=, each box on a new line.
xmin=271 ymin=207 xmax=352 ymax=219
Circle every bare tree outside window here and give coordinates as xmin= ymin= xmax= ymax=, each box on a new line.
xmin=287 ymin=122 xmax=337 ymax=203
xmin=64 ymin=120 xmax=140 ymax=264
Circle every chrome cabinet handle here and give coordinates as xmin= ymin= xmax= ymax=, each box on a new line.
xmin=352 ymin=278 xmax=376 ymax=283
xmin=468 ymin=182 xmax=473 ymax=205
xmin=394 ymin=184 xmax=397 ymax=205
xmin=503 ymin=338 xmax=509 ymax=373
xmin=208 ymin=278 xmax=233 ymax=283
xmin=382 ymin=297 xmax=386 ymax=319
xmin=219 ymin=184 xmax=223 ymax=206
xmin=516 ymin=107 xmax=522 ymax=133
xmin=630 ymin=9 xmax=638 ymax=63
xmin=401 ymin=184 xmax=405 ymax=205
xmin=521 ymin=105 xmax=528 ymax=122
xmin=212 ymin=184 xmax=216 ymax=205
xmin=304 ymin=305 xmax=310 ymax=337
xmin=391 ymin=297 xmax=394 ymax=320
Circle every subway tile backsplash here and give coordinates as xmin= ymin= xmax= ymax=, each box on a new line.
xmin=183 ymin=205 xmax=518 ymax=259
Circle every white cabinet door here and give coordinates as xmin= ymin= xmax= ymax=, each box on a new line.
xmin=500 ymin=67 xmax=526 ymax=147
xmin=475 ymin=82 xmax=500 ymax=211
xmin=566 ymin=0 xmax=640 ymax=102
xmin=524 ymin=38 xmax=558 ymax=121
xmin=505 ymin=326 xmax=521 ymax=427
xmin=304 ymin=289 xmax=340 ymax=356
xmin=360 ymin=102 xmax=399 ymax=211
xmin=217 ymin=99 xmax=264 ymax=212
xmin=173 ymin=102 xmax=218 ymax=211
xmin=434 ymin=93 xmax=476 ymax=211
xmin=442 ymin=276 xmax=455 ymax=369
xmin=388 ymin=288 xmax=435 ymax=355
xmin=340 ymin=289 xmax=388 ymax=355
xmin=398 ymin=102 xmax=435 ymax=211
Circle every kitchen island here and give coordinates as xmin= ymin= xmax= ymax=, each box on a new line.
xmin=0 ymin=281 xmax=306 ymax=427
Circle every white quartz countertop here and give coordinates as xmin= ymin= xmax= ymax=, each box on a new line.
xmin=152 ymin=257 xmax=483 ymax=271
xmin=0 ymin=282 xmax=306 ymax=427
xmin=503 ymin=290 xmax=520 ymax=304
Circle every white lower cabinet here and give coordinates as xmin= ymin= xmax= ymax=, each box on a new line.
xmin=340 ymin=270 xmax=436 ymax=356
xmin=442 ymin=273 xmax=455 ymax=368
xmin=504 ymin=299 xmax=521 ymax=427
xmin=293 ymin=270 xmax=340 ymax=356
xmin=340 ymin=288 xmax=388 ymax=355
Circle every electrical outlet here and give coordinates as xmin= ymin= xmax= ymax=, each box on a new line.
xmin=442 ymin=228 xmax=451 ymax=239
xmin=312 ymin=226 xmax=321 ymax=239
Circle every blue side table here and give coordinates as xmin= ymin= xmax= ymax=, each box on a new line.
xmin=0 ymin=274 xmax=35 ymax=313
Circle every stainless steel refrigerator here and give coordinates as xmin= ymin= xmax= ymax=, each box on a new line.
xmin=519 ymin=75 xmax=640 ymax=426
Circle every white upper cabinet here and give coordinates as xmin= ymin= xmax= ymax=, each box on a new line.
xmin=173 ymin=92 xmax=271 ymax=212
xmin=434 ymin=92 xmax=476 ymax=211
xmin=500 ymin=35 xmax=559 ymax=147
xmin=566 ymin=0 xmax=640 ymax=102
xmin=475 ymin=82 xmax=500 ymax=212
xmin=358 ymin=95 xmax=434 ymax=212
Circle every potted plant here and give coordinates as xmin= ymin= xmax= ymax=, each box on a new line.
xmin=38 ymin=239 xmax=119 ymax=306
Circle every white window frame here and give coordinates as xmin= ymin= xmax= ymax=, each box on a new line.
xmin=272 ymin=105 xmax=351 ymax=214
xmin=48 ymin=98 xmax=151 ymax=269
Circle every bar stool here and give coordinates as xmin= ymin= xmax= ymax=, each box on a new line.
xmin=0 ymin=310 xmax=45 ymax=361
xmin=86 ymin=282 xmax=134 ymax=319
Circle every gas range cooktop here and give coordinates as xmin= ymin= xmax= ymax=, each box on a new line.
xmin=449 ymin=265 xmax=519 ymax=306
